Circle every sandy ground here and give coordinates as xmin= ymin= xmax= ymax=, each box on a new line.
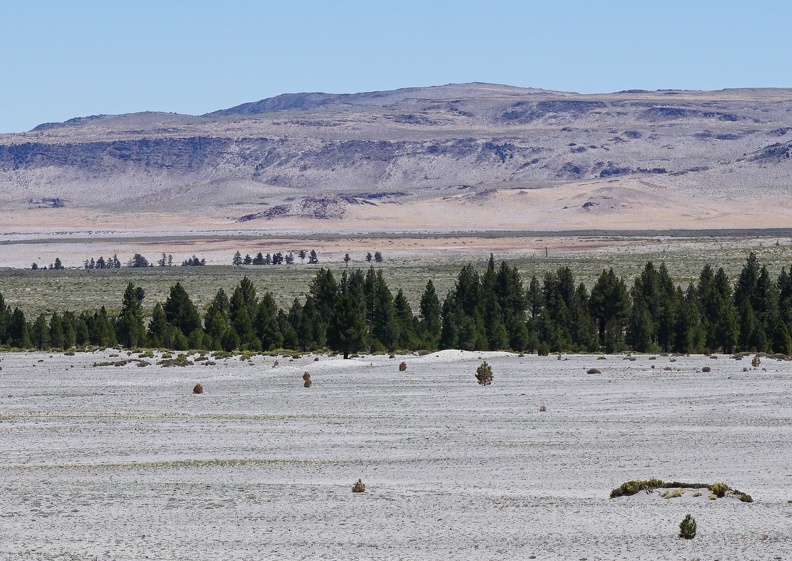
xmin=0 ymin=350 xmax=790 ymax=560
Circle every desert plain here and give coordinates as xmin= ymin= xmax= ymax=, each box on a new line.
xmin=0 ymin=348 xmax=790 ymax=560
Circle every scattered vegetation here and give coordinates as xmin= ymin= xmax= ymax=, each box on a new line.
xmin=3 ymin=252 xmax=792 ymax=358
xmin=609 ymin=478 xmax=752 ymax=502
xmin=352 ymin=479 xmax=366 ymax=493
xmin=193 ymin=383 xmax=203 ymax=394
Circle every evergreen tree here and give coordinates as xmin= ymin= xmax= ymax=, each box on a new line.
xmin=254 ymin=292 xmax=283 ymax=350
xmin=147 ymin=303 xmax=170 ymax=348
xmin=116 ymin=284 xmax=147 ymax=348
xmin=627 ymin=301 xmax=654 ymax=352
xmin=772 ymin=319 xmax=792 ymax=355
xmin=308 ymin=268 xmax=338 ymax=322
xmin=91 ymin=306 xmax=117 ymax=347
xmin=369 ymin=270 xmax=398 ymax=351
xmin=220 ymin=326 xmax=241 ymax=351
xmin=49 ymin=312 xmax=64 ymax=349
xmin=32 ymin=314 xmax=50 ymax=350
xmin=589 ymin=268 xmax=630 ymax=352
xmin=298 ymin=296 xmax=325 ymax=351
xmin=6 ymin=308 xmax=31 ymax=348
xmin=418 ymin=280 xmax=442 ymax=346
xmin=394 ymin=289 xmax=418 ymax=349
xmin=163 ymin=282 xmax=202 ymax=336
xmin=0 ymin=292 xmax=9 ymax=345
xmin=204 ymin=288 xmax=230 ymax=346
xmin=672 ymin=285 xmax=705 ymax=353
xmin=327 ymin=291 xmax=367 ymax=359
xmin=61 ymin=311 xmax=77 ymax=348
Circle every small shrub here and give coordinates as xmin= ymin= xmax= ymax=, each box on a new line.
xmin=752 ymin=355 xmax=761 ymax=367
xmin=352 ymin=479 xmax=366 ymax=493
xmin=399 ymin=361 xmax=407 ymax=372
xmin=702 ymin=366 xmax=711 ymax=372
xmin=737 ymin=491 xmax=753 ymax=503
xmin=475 ymin=361 xmax=493 ymax=385
xmin=302 ymin=371 xmax=311 ymax=381
xmin=537 ymin=342 xmax=550 ymax=356
xmin=710 ymin=482 xmax=728 ymax=498
xmin=159 ymin=354 xmax=192 ymax=367
xmin=193 ymin=383 xmax=203 ymax=394
xmin=679 ymin=514 xmax=697 ymax=539
xmin=587 ymin=368 xmax=601 ymax=374
xmin=661 ymin=488 xmax=684 ymax=499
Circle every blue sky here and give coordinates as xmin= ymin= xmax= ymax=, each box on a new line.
xmin=2 ymin=0 xmax=791 ymax=133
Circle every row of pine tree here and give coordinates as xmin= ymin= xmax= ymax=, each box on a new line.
xmin=1 ymin=253 xmax=791 ymax=355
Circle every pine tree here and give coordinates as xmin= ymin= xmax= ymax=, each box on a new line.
xmin=147 ymin=303 xmax=170 ymax=348
xmin=394 ymin=289 xmax=418 ymax=349
xmin=163 ymin=282 xmax=202 ymax=336
xmin=7 ymin=308 xmax=31 ymax=348
xmin=772 ymin=319 xmax=792 ymax=355
xmin=49 ymin=312 xmax=64 ymax=349
xmin=589 ymin=268 xmax=630 ymax=352
xmin=32 ymin=314 xmax=51 ymax=350
xmin=308 ymin=268 xmax=338 ymax=323
xmin=327 ymin=292 xmax=367 ymax=359
xmin=418 ymin=280 xmax=442 ymax=347
xmin=116 ymin=284 xmax=146 ymax=347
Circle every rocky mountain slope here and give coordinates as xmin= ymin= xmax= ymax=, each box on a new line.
xmin=2 ymin=83 xmax=792 ymax=231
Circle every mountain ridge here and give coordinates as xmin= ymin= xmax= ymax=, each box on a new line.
xmin=2 ymin=82 xmax=792 ymax=232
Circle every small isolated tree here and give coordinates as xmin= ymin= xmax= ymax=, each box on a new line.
xmin=374 ymin=251 xmax=383 ymax=263
xmin=476 ymin=361 xmax=493 ymax=385
xmin=679 ymin=514 xmax=696 ymax=539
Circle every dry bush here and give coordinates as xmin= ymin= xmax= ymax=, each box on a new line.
xmin=352 ymin=479 xmax=366 ymax=493
xmin=193 ymin=383 xmax=203 ymax=394
xmin=399 ymin=361 xmax=407 ymax=371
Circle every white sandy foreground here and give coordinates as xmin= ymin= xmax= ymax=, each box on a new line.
xmin=0 ymin=350 xmax=790 ymax=560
